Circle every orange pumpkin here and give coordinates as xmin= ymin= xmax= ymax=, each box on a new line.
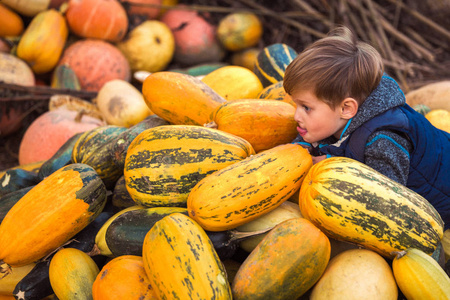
xmin=0 ymin=3 xmax=24 ymax=37
xmin=160 ymin=6 xmax=225 ymax=65
xmin=92 ymin=255 xmax=157 ymax=300
xmin=18 ymin=108 xmax=105 ymax=165
xmin=58 ymin=39 xmax=131 ymax=92
xmin=65 ymin=0 xmax=128 ymax=42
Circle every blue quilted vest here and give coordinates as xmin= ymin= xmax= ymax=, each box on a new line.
xmin=318 ymin=104 xmax=450 ymax=230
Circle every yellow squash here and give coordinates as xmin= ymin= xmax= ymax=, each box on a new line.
xmin=16 ymin=9 xmax=68 ymax=74
xmin=188 ymin=143 xmax=312 ymax=231
xmin=392 ymin=248 xmax=450 ymax=299
xmin=49 ymin=248 xmax=99 ymax=300
xmin=142 ymin=213 xmax=232 ymax=299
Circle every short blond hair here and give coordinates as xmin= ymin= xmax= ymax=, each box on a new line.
xmin=283 ymin=26 xmax=383 ymax=108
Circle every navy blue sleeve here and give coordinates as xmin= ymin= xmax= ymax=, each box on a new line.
xmin=364 ymin=130 xmax=412 ymax=185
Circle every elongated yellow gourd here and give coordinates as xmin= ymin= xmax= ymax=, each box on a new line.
xmin=392 ymin=248 xmax=450 ymax=299
xmin=142 ymin=213 xmax=232 ymax=299
xmin=49 ymin=248 xmax=99 ymax=300
xmin=299 ymin=157 xmax=444 ymax=258
xmin=16 ymin=9 xmax=68 ymax=74
xmin=188 ymin=143 xmax=312 ymax=231
xmin=0 ymin=163 xmax=107 ymax=273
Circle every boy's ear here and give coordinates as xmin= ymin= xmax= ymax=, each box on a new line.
xmin=340 ymin=97 xmax=358 ymax=119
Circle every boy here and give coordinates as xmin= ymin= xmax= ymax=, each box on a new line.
xmin=283 ymin=26 xmax=450 ymax=230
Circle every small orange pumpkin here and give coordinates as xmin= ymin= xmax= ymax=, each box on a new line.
xmin=65 ymin=0 xmax=128 ymax=42
xmin=216 ymin=12 xmax=263 ymax=51
xmin=92 ymin=255 xmax=157 ymax=300
xmin=58 ymin=39 xmax=131 ymax=92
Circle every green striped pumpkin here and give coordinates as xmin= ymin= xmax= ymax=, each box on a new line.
xmin=253 ymin=43 xmax=297 ymax=87
xmin=299 ymin=157 xmax=444 ymax=259
xmin=124 ymin=125 xmax=255 ymax=208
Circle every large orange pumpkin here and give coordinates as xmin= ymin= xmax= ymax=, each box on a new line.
xmin=18 ymin=108 xmax=105 ymax=165
xmin=58 ymin=39 xmax=131 ymax=92
xmin=65 ymin=0 xmax=128 ymax=42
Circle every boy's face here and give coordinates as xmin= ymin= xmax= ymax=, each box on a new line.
xmin=291 ymin=89 xmax=350 ymax=143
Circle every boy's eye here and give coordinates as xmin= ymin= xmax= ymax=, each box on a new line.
xmin=302 ymin=105 xmax=310 ymax=111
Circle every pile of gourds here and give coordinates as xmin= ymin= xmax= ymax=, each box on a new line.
xmin=1 ymin=0 xmax=450 ymax=299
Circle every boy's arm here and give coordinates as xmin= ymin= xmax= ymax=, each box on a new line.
xmin=364 ymin=130 xmax=412 ymax=185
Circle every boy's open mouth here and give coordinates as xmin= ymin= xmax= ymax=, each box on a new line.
xmin=297 ymin=127 xmax=307 ymax=136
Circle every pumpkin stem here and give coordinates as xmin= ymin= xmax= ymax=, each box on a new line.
xmin=0 ymin=261 xmax=12 ymax=278
xmin=75 ymin=109 xmax=86 ymax=122
xmin=86 ymin=244 xmax=101 ymax=256
xmin=392 ymin=250 xmax=407 ymax=259
xmin=227 ymin=226 xmax=274 ymax=245
xmin=204 ymin=121 xmax=218 ymax=129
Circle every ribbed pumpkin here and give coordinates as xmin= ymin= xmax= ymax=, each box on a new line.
xmin=116 ymin=20 xmax=174 ymax=72
xmin=310 ymin=248 xmax=398 ymax=300
xmin=16 ymin=9 xmax=68 ymax=74
xmin=58 ymin=39 xmax=131 ymax=92
xmin=92 ymin=255 xmax=156 ymax=300
xmin=206 ymin=99 xmax=298 ymax=153
xmin=201 ymin=66 xmax=263 ymax=100
xmin=216 ymin=12 xmax=263 ymax=51
xmin=0 ymin=164 xmax=107 ymax=271
xmin=392 ymin=248 xmax=450 ymax=299
xmin=0 ymin=3 xmax=24 ymax=37
xmin=49 ymin=248 xmax=99 ymax=300
xmin=188 ymin=143 xmax=312 ymax=231
xmin=232 ymin=218 xmax=330 ymax=300
xmin=254 ymin=43 xmax=298 ymax=87
xmin=124 ymin=125 xmax=255 ymax=207
xmin=141 ymin=71 xmax=226 ymax=125
xmin=65 ymin=0 xmax=128 ymax=42
xmin=142 ymin=213 xmax=232 ymax=299
xmin=299 ymin=157 xmax=444 ymax=258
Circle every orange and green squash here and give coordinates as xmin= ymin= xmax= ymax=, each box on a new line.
xmin=141 ymin=71 xmax=226 ymax=125
xmin=92 ymin=255 xmax=157 ymax=300
xmin=216 ymin=12 xmax=263 ymax=51
xmin=124 ymin=125 xmax=255 ymax=207
xmin=49 ymin=248 xmax=99 ymax=300
xmin=254 ymin=43 xmax=297 ymax=87
xmin=256 ymin=80 xmax=296 ymax=107
xmin=299 ymin=157 xmax=444 ymax=258
xmin=0 ymin=163 xmax=107 ymax=271
xmin=188 ymin=143 xmax=312 ymax=231
xmin=232 ymin=217 xmax=330 ymax=300
xmin=16 ymin=9 xmax=68 ymax=74
xmin=142 ymin=213 xmax=232 ymax=299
